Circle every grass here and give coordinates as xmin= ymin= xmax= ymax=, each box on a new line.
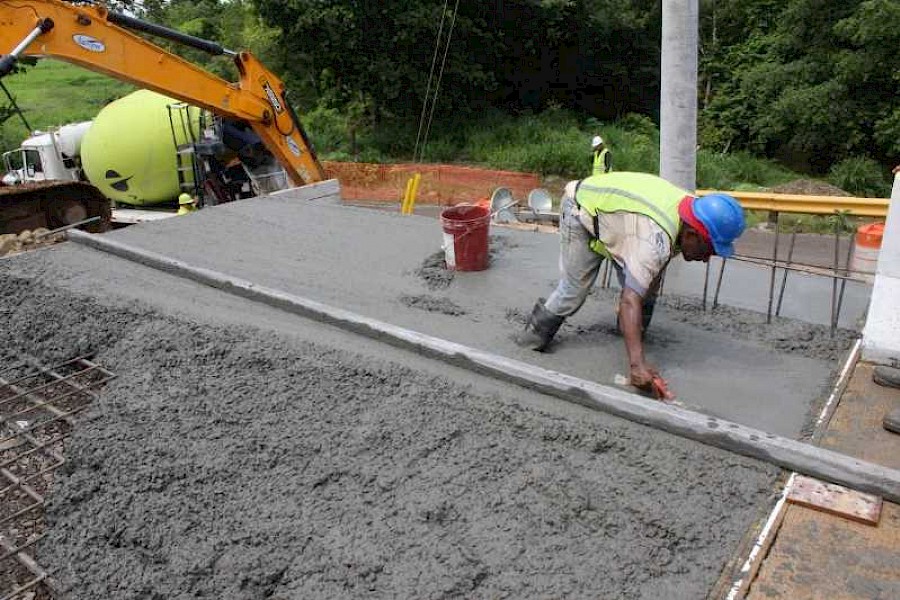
xmin=3 ymin=57 xmax=891 ymax=221
xmin=304 ymin=104 xmax=819 ymax=193
xmin=1 ymin=60 xmax=134 ymax=144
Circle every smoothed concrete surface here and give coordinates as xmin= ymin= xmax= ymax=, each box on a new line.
xmin=69 ymin=193 xmax=855 ymax=437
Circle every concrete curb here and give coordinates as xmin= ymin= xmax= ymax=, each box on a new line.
xmin=69 ymin=229 xmax=900 ymax=503
xmin=862 ymin=172 xmax=900 ymax=363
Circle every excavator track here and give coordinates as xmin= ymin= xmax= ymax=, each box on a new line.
xmin=0 ymin=181 xmax=111 ymax=235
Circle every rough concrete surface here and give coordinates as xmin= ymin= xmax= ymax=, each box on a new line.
xmin=1 ymin=262 xmax=777 ymax=599
xmin=0 ymin=193 xmax=858 ymax=598
xmin=61 ymin=195 xmax=855 ymax=437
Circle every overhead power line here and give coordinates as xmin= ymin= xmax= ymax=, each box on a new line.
xmin=413 ymin=0 xmax=460 ymax=164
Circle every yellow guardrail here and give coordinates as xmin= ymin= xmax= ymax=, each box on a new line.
xmin=696 ymin=190 xmax=890 ymax=218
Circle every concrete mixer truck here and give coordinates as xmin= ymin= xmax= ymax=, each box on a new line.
xmin=0 ymin=0 xmax=331 ymax=234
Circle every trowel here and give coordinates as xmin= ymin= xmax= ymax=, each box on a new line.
xmin=650 ymin=375 xmax=676 ymax=402
xmin=614 ymin=373 xmax=678 ymax=404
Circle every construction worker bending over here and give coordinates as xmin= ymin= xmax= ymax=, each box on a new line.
xmin=515 ymin=171 xmax=745 ymax=396
xmin=591 ymin=135 xmax=611 ymax=175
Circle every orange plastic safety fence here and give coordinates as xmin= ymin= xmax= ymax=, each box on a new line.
xmin=323 ymin=161 xmax=541 ymax=206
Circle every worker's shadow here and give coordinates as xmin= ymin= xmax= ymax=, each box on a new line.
xmin=561 ymin=320 xmax=676 ymax=351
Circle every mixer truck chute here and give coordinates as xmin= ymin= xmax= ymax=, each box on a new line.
xmin=0 ymin=0 xmax=330 ymax=234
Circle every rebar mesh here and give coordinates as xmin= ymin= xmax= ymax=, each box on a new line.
xmin=0 ymin=356 xmax=114 ymax=600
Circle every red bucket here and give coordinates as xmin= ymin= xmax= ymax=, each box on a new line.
xmin=440 ymin=204 xmax=490 ymax=271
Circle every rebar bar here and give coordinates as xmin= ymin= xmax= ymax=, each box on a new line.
xmin=835 ymin=230 xmax=855 ymax=332
xmin=702 ymin=261 xmax=711 ymax=311
xmin=766 ymin=212 xmax=780 ymax=324
xmin=0 ymin=355 xmax=114 ymax=599
xmin=830 ymin=220 xmax=841 ymax=337
xmin=712 ymin=258 xmax=727 ymax=309
xmin=775 ymin=228 xmax=799 ymax=317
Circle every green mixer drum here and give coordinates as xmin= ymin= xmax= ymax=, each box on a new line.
xmin=81 ymin=90 xmax=200 ymax=206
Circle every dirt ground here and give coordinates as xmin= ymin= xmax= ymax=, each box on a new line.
xmin=0 ymin=264 xmax=778 ymax=599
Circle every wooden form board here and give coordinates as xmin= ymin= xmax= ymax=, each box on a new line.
xmin=787 ymin=474 xmax=882 ymax=525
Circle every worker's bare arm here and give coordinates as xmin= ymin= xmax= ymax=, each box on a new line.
xmin=619 ymin=287 xmax=658 ymax=389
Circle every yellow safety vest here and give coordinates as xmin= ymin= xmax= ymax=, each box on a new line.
xmin=574 ymin=172 xmax=687 ymax=256
xmin=592 ymin=148 xmax=611 ymax=176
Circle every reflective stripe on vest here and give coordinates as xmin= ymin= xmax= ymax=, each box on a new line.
xmin=574 ymin=173 xmax=686 ymax=243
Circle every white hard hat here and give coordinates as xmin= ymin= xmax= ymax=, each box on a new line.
xmin=591 ymin=135 xmax=604 ymax=148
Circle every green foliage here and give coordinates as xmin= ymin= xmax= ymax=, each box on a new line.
xmin=305 ymin=103 xmax=808 ymax=196
xmin=253 ymin=0 xmax=663 ymax=121
xmin=612 ymin=114 xmax=659 ymax=141
xmin=777 ymin=213 xmax=859 ymax=235
xmin=696 ymin=149 xmax=796 ymax=189
xmin=302 ymin=103 xmax=383 ymax=162
xmin=0 ymin=61 xmax=134 ymax=141
xmin=136 ymin=0 xmax=288 ymax=82
xmin=828 ymin=157 xmax=891 ymax=198
xmin=700 ymin=0 xmax=899 ymax=174
xmin=3 ymin=0 xmax=895 ymax=191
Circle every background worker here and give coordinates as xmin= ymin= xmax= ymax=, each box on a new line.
xmin=177 ymin=193 xmax=198 ymax=215
xmin=515 ymin=171 xmax=745 ymax=397
xmin=591 ymin=135 xmax=611 ymax=175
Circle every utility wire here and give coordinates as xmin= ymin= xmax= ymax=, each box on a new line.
xmin=413 ymin=0 xmax=449 ymax=163
xmin=417 ymin=0 xmax=459 ymax=164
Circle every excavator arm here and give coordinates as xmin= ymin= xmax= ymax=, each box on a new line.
xmin=0 ymin=0 xmax=325 ymax=186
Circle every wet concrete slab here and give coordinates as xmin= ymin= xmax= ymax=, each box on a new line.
xmin=1 ymin=191 xmax=866 ymax=599
xmin=51 ymin=193 xmax=854 ymax=437
xmin=355 ymin=203 xmax=872 ymax=330
xmin=2 ymin=249 xmax=779 ymax=600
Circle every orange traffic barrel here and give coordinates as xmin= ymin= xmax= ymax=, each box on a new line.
xmin=850 ymin=222 xmax=884 ymax=281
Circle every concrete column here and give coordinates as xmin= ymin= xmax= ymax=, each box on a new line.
xmin=862 ymin=172 xmax=900 ymax=364
xmin=659 ymin=0 xmax=698 ymax=191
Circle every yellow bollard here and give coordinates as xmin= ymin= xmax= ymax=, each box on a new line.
xmin=401 ymin=178 xmax=414 ymax=214
xmin=406 ymin=173 xmax=421 ymax=215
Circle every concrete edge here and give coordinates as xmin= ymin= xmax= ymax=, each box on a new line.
xmin=269 ymin=178 xmax=342 ymax=202
xmin=67 ymin=229 xmax=900 ymax=503
xmin=862 ymin=172 xmax=900 ymax=362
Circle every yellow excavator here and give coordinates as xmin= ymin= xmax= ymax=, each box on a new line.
xmin=0 ymin=0 xmax=328 ymax=234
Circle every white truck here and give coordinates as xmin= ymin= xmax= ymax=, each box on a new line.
xmin=2 ymin=121 xmax=92 ymax=186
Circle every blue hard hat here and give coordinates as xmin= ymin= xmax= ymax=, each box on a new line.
xmin=693 ymin=193 xmax=745 ymax=257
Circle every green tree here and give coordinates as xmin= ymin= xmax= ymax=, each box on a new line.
xmin=700 ymin=0 xmax=899 ymax=174
xmin=251 ymin=0 xmax=663 ymax=121
xmin=133 ymin=0 xmax=287 ymax=83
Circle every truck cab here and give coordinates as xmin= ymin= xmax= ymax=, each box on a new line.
xmin=2 ymin=121 xmax=91 ymax=185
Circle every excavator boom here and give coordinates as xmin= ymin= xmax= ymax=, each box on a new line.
xmin=0 ymin=0 xmax=325 ymax=186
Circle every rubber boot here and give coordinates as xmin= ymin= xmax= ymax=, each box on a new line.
xmin=873 ymin=366 xmax=900 ymax=390
xmin=516 ymin=299 xmax=565 ymax=352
